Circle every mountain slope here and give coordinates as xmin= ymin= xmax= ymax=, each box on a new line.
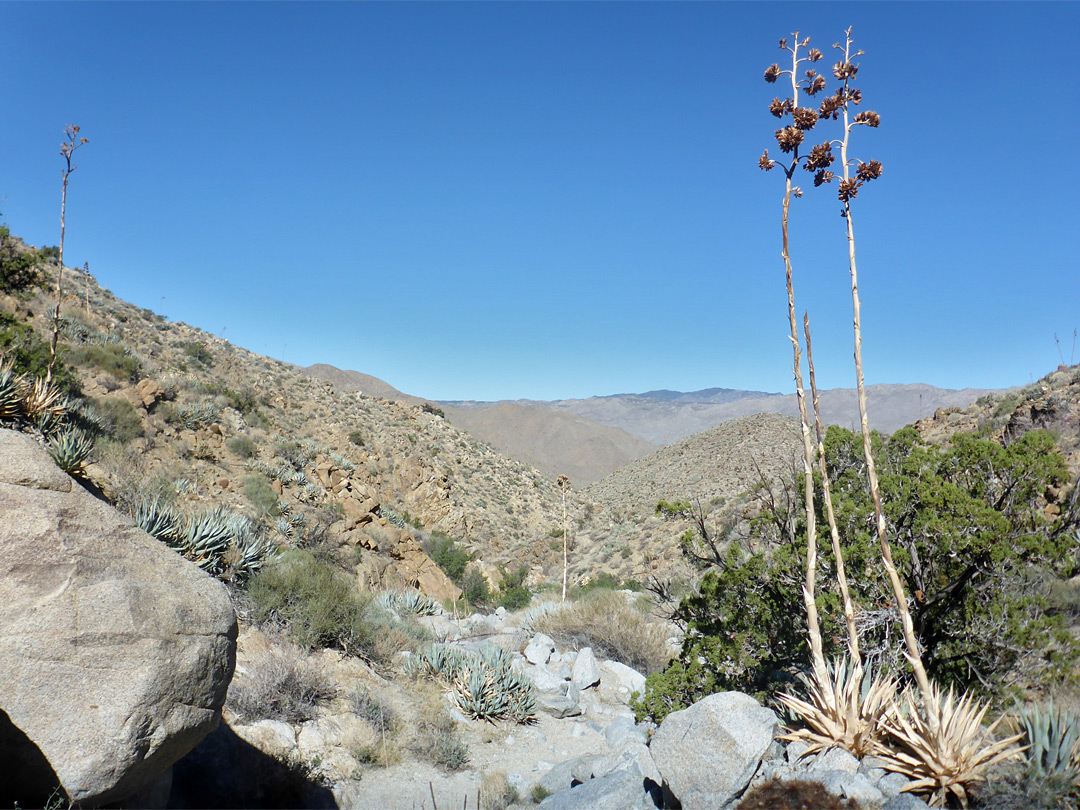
xmin=441 ymin=402 xmax=656 ymax=484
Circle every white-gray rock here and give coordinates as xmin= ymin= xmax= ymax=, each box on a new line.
xmin=537 ymin=769 xmax=660 ymax=810
xmin=572 ymin=647 xmax=602 ymax=690
xmin=604 ymin=716 xmax=648 ymax=749
xmin=525 ymin=633 xmax=557 ymax=665
xmin=650 ymin=691 xmax=779 ymax=810
xmin=811 ymin=746 xmax=860 ymax=775
xmin=599 ymin=660 xmax=646 ymax=703
xmin=0 ymin=430 xmax=236 ymax=807
xmin=529 ymin=665 xmax=569 ymax=694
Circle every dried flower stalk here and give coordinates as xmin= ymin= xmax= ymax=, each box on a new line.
xmin=760 ymin=32 xmax=829 ymax=683
xmin=48 ymin=124 xmax=89 ymax=384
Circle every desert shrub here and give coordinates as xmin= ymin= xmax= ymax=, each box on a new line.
xmin=242 ymin=474 xmax=280 ymax=517
xmin=0 ymin=313 xmax=74 ymax=391
xmin=348 ymin=429 xmax=364 ymax=446
xmin=246 ymin=549 xmax=380 ymax=657
xmin=227 ymin=637 xmax=336 ymax=723
xmin=427 ymin=531 xmax=473 ymax=584
xmin=184 ymin=341 xmax=212 ymax=365
xmin=93 ymin=396 xmax=143 ymax=443
xmin=531 ymin=590 xmax=671 ymax=677
xmin=421 ymin=403 xmax=445 ymax=419
xmin=65 ymin=343 xmax=139 ymax=382
xmin=351 ymin=686 xmax=395 ymax=734
xmin=462 ymin=566 xmax=492 ymax=607
xmin=496 ymin=565 xmax=532 ymax=611
xmin=0 ymin=231 xmax=46 ymax=293
xmin=479 ymin=772 xmax=518 ymax=810
xmin=226 ymin=435 xmax=258 ymax=459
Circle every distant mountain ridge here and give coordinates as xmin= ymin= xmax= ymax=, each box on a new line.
xmin=307 ymin=364 xmax=1004 ymax=481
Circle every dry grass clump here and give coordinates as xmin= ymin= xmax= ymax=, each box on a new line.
xmin=227 ymin=634 xmax=336 ymax=723
xmin=479 ymin=771 xmax=518 ymax=810
xmin=530 ymin=590 xmax=672 ymax=675
xmin=409 ymin=685 xmax=470 ymax=771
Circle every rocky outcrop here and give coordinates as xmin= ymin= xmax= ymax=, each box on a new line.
xmin=0 ymin=429 xmax=237 ymax=807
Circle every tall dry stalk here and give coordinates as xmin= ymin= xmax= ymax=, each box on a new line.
xmin=48 ymin=124 xmax=89 ymax=384
xmin=557 ymin=475 xmax=570 ymax=603
xmin=804 ymin=313 xmax=860 ymax=661
xmin=760 ymin=33 xmax=831 ymax=682
xmin=813 ymin=28 xmax=933 ymax=716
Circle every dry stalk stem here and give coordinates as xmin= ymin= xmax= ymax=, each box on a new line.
xmin=766 ymin=33 xmax=827 ymax=683
xmin=804 ymin=313 xmax=860 ymax=662
xmin=48 ymin=124 xmax=88 ymax=384
xmin=557 ymin=475 xmax=570 ymax=603
xmin=831 ymin=29 xmax=932 ymax=707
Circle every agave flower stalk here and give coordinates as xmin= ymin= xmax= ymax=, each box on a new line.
xmin=813 ymin=28 xmax=933 ymax=707
xmin=804 ymin=314 xmax=860 ymax=661
xmin=48 ymin=124 xmax=89 ymax=384
xmin=557 ymin=475 xmax=570 ymax=603
xmin=760 ymin=32 xmax=831 ymax=683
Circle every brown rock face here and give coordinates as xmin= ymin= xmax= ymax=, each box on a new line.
xmin=0 ymin=430 xmax=237 ymax=807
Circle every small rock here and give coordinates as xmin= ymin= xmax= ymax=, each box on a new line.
xmin=572 ymin=648 xmax=602 ymax=690
xmin=525 ymin=633 xmax=557 ymax=665
xmin=604 ymin=716 xmax=647 ymax=749
xmin=785 ymin=739 xmax=810 ymax=765
xmin=883 ymin=794 xmax=933 ymax=810
xmin=536 ymin=692 xmax=582 ymax=719
xmin=811 ymin=747 xmax=859 ymax=775
xmin=529 ymin=666 xmax=568 ymax=694
xmin=878 ymin=771 xmax=911 ymax=798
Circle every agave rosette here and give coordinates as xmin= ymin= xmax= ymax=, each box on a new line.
xmin=779 ymin=657 xmax=897 ymax=758
xmin=873 ymin=679 xmax=1025 ymax=808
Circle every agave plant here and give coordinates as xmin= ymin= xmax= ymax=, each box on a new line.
xmin=275 ymin=516 xmax=295 ymax=538
xmin=376 ymin=588 xmax=440 ymax=617
xmin=452 ymin=669 xmax=509 ymax=722
xmin=181 ymin=506 xmax=235 ymax=572
xmin=873 ymin=682 xmax=1025 ymax=808
xmin=23 ymin=376 xmax=66 ymax=423
xmin=133 ymin=497 xmax=184 ymax=543
xmin=64 ymin=397 xmax=107 ymax=436
xmin=779 ymin=657 xmax=897 ymax=759
xmin=47 ymin=427 xmax=94 ymax=476
xmin=0 ymin=361 xmax=27 ymax=422
xmin=1016 ymin=700 xmax=1080 ymax=785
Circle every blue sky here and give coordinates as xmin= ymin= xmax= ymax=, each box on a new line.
xmin=2 ymin=2 xmax=1077 ymax=401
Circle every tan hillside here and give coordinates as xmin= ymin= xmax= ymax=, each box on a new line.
xmin=441 ymin=402 xmax=657 ymax=484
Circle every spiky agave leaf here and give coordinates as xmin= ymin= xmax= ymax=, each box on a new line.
xmin=1016 ymin=700 xmax=1080 ymax=784
xmin=873 ymin=681 xmax=1026 ymax=809
xmin=133 ymin=497 xmax=184 ymax=543
xmin=46 ymin=427 xmax=94 ymax=476
xmin=181 ymin=506 xmax=235 ymax=572
xmin=779 ymin=657 xmax=897 ymax=759
xmin=0 ymin=361 xmax=27 ymax=422
xmin=23 ymin=377 xmax=66 ymax=422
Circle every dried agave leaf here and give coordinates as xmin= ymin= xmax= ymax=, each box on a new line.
xmin=873 ymin=681 xmax=1026 ymax=809
xmin=779 ymin=656 xmax=896 ymax=758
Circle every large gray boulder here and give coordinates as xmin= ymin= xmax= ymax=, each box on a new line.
xmin=650 ymin=691 xmax=779 ymax=810
xmin=0 ymin=429 xmax=237 ymax=806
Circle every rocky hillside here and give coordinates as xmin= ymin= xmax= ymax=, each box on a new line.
xmin=307 ymin=364 xmax=658 ymax=484
xmin=584 ymin=413 xmax=802 ymax=512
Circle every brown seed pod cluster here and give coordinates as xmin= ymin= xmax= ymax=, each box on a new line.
xmin=760 ymin=28 xmax=883 ymax=207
